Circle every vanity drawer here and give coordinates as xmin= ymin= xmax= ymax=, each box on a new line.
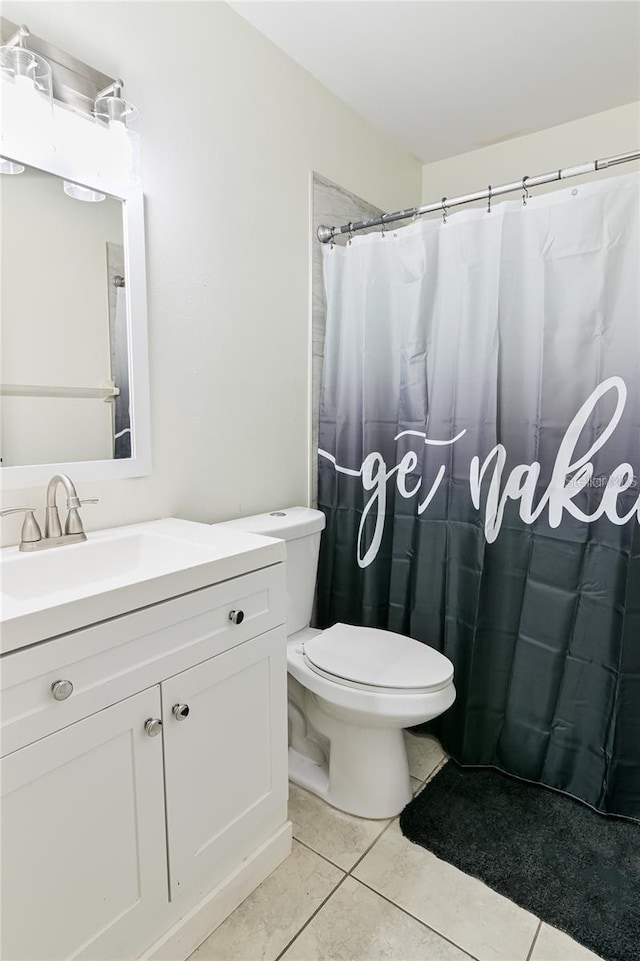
xmin=1 ymin=563 xmax=285 ymax=756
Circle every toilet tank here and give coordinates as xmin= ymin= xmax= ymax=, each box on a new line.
xmin=215 ymin=507 xmax=326 ymax=636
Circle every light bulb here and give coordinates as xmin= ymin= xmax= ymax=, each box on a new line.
xmin=63 ymin=181 xmax=106 ymax=202
xmin=0 ymin=158 xmax=24 ymax=174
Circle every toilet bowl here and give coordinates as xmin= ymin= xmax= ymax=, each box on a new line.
xmin=215 ymin=507 xmax=456 ymax=819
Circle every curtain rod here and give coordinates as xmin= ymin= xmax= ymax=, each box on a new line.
xmin=317 ymin=150 xmax=640 ymax=244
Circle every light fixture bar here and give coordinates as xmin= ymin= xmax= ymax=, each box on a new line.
xmin=95 ymin=79 xmax=124 ymax=100
xmin=4 ymin=23 xmax=29 ymax=48
xmin=0 ymin=15 xmax=118 ymax=116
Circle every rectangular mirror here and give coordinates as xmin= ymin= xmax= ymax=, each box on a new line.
xmin=1 ymin=163 xmax=133 ymax=467
xmin=0 ymin=159 xmax=150 ymax=489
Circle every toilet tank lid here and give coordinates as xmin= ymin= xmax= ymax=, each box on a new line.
xmin=215 ymin=506 xmax=326 ymax=541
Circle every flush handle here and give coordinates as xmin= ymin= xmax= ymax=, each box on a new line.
xmin=229 ymin=609 xmax=245 ymax=625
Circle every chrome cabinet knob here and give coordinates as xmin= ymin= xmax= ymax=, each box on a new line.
xmin=229 ymin=609 xmax=245 ymax=625
xmin=51 ymin=679 xmax=73 ymax=701
xmin=144 ymin=718 xmax=163 ymax=737
xmin=172 ymin=703 xmax=190 ymax=721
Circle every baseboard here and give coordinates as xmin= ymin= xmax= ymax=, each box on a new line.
xmin=142 ymin=821 xmax=293 ymax=961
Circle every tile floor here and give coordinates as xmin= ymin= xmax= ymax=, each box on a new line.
xmin=190 ymin=734 xmax=604 ymax=961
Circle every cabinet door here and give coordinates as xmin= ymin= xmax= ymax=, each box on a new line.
xmin=162 ymin=627 xmax=288 ymax=901
xmin=1 ymin=687 xmax=168 ymax=961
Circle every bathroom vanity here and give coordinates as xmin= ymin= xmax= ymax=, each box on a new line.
xmin=0 ymin=519 xmax=290 ymax=960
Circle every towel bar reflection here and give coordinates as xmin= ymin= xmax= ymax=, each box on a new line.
xmin=0 ymin=383 xmax=120 ymax=401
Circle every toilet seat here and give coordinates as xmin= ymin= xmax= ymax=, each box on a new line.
xmin=302 ymin=623 xmax=453 ymax=695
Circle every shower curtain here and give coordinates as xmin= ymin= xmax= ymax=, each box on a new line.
xmin=316 ymin=172 xmax=640 ymax=820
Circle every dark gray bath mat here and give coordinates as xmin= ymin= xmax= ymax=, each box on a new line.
xmin=399 ymin=762 xmax=640 ymax=961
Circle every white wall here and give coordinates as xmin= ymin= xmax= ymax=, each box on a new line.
xmin=421 ymin=102 xmax=640 ymax=208
xmin=1 ymin=167 xmax=122 ymax=466
xmin=0 ymin=1 xmax=421 ymax=545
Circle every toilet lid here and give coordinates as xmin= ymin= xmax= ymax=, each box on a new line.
xmin=302 ymin=623 xmax=453 ymax=693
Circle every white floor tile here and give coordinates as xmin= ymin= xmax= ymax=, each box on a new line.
xmin=353 ymin=820 xmax=538 ymax=961
xmin=288 ymin=782 xmax=391 ymax=871
xmin=530 ymin=923 xmax=604 ymax=961
xmin=188 ymin=840 xmax=343 ymax=961
xmin=403 ymin=732 xmax=447 ymax=781
xmin=280 ymin=876 xmax=473 ymax=961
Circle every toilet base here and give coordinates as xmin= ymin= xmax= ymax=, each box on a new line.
xmin=288 ymin=705 xmax=412 ymax=820
xmin=288 ymin=747 xmax=330 ymax=800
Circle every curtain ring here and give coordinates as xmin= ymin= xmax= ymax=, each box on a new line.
xmin=522 ymin=176 xmax=530 ymax=206
xmin=348 ymin=223 xmax=354 ymax=246
xmin=442 ymin=197 xmax=448 ymax=224
xmin=487 ymin=185 xmax=492 ymax=214
xmin=381 ymin=216 xmax=387 ymax=238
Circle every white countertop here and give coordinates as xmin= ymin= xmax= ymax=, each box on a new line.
xmin=0 ymin=517 xmax=285 ymax=655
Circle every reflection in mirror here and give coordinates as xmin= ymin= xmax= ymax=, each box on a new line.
xmin=0 ymin=162 xmax=131 ymax=467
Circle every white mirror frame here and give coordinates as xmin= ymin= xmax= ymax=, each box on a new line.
xmin=0 ymin=95 xmax=151 ymax=489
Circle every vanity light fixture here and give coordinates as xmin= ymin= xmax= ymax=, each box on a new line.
xmin=0 ymin=25 xmax=53 ymax=163
xmin=1 ymin=24 xmax=141 ymax=187
xmin=0 ymin=25 xmax=52 ymax=99
xmin=0 ymin=157 xmax=24 ymax=174
xmin=93 ymin=80 xmax=140 ymax=185
xmin=63 ymin=180 xmax=106 ymax=202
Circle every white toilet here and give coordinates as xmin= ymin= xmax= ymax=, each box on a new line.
xmin=217 ymin=507 xmax=456 ymax=819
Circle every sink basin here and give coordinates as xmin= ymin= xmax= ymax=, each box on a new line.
xmin=3 ymin=531 xmax=223 ymax=603
xmin=0 ymin=518 xmax=285 ymax=654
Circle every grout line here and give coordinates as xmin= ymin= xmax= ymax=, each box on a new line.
xmin=525 ymin=920 xmax=543 ymax=961
xmin=351 ymin=875 xmax=481 ymax=961
xmin=421 ymin=755 xmax=449 ymax=785
xmin=293 ymin=815 xmax=394 ymax=875
xmin=292 ymin=835 xmax=347 ymax=873
xmin=347 ymin=816 xmax=397 ymax=875
xmin=273 ymin=872 xmax=349 ymax=961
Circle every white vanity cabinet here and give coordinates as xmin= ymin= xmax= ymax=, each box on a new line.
xmin=0 ymin=552 xmax=290 ymax=961
xmin=162 ymin=628 xmax=288 ymax=903
xmin=1 ymin=687 xmax=168 ymax=961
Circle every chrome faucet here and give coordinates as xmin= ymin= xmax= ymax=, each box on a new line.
xmin=0 ymin=474 xmax=98 ymax=552
xmin=45 ymin=474 xmax=85 ymax=538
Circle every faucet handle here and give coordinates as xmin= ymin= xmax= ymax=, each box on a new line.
xmin=65 ymin=498 xmax=99 ymax=535
xmin=0 ymin=508 xmax=43 ymax=544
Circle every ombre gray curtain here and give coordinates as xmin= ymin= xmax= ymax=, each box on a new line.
xmin=316 ymin=173 xmax=640 ymax=820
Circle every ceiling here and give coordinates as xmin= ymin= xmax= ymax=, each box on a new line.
xmin=229 ymin=1 xmax=640 ymax=164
